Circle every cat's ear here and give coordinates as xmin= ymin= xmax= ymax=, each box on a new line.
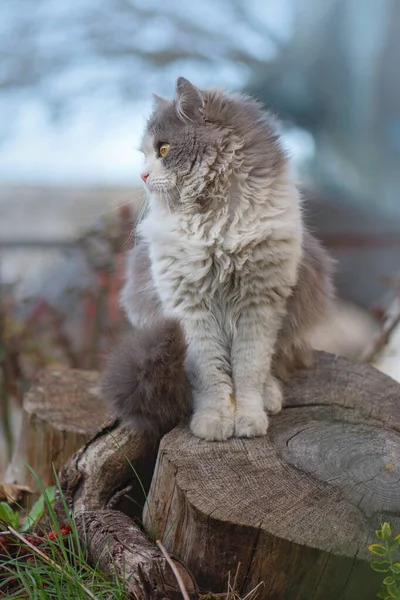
xmin=152 ymin=93 xmax=170 ymax=109
xmin=175 ymin=77 xmax=204 ymax=123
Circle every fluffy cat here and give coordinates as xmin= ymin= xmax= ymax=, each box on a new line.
xmin=113 ymin=77 xmax=333 ymax=441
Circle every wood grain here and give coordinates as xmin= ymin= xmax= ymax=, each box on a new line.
xmin=4 ymin=368 xmax=110 ymax=505
xmin=76 ymin=509 xmax=198 ymax=600
xmin=144 ymin=352 xmax=400 ymax=600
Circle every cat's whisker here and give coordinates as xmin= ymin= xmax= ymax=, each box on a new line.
xmin=162 ymin=190 xmax=172 ymax=216
xmin=122 ymin=195 xmax=149 ymax=248
xmin=94 ymin=191 xmax=141 ymax=218
xmin=135 ymin=196 xmax=149 ymax=224
xmin=169 ymin=179 xmax=181 ymax=192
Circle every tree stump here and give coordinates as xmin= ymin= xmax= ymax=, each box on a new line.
xmin=43 ymin=375 xmax=197 ymax=599
xmin=3 ymin=369 xmax=197 ymax=598
xmin=144 ymin=352 xmax=400 ymax=600
xmin=4 ymin=368 xmax=110 ymax=504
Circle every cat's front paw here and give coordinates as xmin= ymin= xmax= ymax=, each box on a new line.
xmin=190 ymin=410 xmax=234 ymax=441
xmin=263 ymin=376 xmax=283 ymax=414
xmin=234 ymin=409 xmax=269 ymax=438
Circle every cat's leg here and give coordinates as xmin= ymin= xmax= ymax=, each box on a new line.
xmin=185 ymin=316 xmax=235 ymax=441
xmin=232 ymin=306 xmax=283 ymax=438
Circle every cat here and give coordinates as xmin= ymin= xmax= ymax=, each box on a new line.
xmin=104 ymin=77 xmax=334 ymax=441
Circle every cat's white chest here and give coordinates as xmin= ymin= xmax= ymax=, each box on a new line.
xmin=138 ymin=211 xmax=236 ymax=315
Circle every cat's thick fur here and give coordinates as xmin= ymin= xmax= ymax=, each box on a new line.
xmin=101 ymin=319 xmax=190 ymax=436
xmin=114 ymin=77 xmax=333 ymax=441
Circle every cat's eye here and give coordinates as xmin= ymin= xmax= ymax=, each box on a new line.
xmin=159 ymin=143 xmax=170 ymax=158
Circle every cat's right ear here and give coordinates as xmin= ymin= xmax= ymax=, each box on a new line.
xmin=152 ymin=93 xmax=170 ymax=109
xmin=175 ymin=77 xmax=204 ymax=123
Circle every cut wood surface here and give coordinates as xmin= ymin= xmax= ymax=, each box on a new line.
xmin=144 ymin=352 xmax=400 ymax=600
xmin=4 ymin=368 xmax=110 ymax=504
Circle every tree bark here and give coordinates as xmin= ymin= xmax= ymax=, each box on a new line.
xmin=4 ymin=368 xmax=110 ymax=505
xmin=144 ymin=352 xmax=400 ymax=600
xmin=75 ymin=509 xmax=198 ymax=600
xmin=54 ymin=418 xmax=159 ymax=524
xmin=51 ymin=383 xmax=197 ymax=598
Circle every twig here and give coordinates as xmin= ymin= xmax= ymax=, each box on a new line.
xmin=241 ymin=581 xmax=264 ymax=600
xmin=6 ymin=525 xmax=100 ymax=600
xmin=156 ymin=539 xmax=190 ymax=600
xmin=224 ymin=563 xmax=263 ymax=600
xmin=361 ymin=302 xmax=400 ymax=363
xmin=231 ymin=562 xmax=241 ymax=596
xmin=0 ymin=298 xmax=14 ymax=459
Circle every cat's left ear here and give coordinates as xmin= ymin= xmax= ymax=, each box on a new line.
xmin=152 ymin=93 xmax=170 ymax=109
xmin=175 ymin=77 xmax=204 ymax=123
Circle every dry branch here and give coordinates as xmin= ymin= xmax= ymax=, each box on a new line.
xmin=76 ymin=509 xmax=198 ymax=600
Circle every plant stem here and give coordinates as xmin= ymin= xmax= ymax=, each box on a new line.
xmin=385 ymin=540 xmax=400 ymax=593
xmin=157 ymin=539 xmax=190 ymax=600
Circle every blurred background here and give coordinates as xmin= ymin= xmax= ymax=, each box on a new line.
xmin=1 ymin=0 xmax=400 ymax=472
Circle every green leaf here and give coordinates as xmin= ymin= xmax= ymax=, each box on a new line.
xmin=377 ymin=593 xmax=388 ymax=600
xmin=382 ymin=523 xmax=392 ymax=541
xmin=384 ymin=577 xmax=395 ymax=586
xmin=0 ymin=501 xmax=18 ymax=529
xmin=370 ymin=544 xmax=388 ymax=556
xmin=21 ymin=486 xmax=56 ymax=532
xmin=371 ymin=561 xmax=392 ymax=573
xmin=391 ymin=564 xmax=400 ymax=574
xmin=390 ymin=537 xmax=400 ymax=552
xmin=387 ymin=582 xmax=400 ymax=599
xmin=377 ymin=529 xmax=385 ymax=541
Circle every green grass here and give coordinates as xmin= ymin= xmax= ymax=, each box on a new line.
xmin=0 ymin=468 xmax=125 ymax=600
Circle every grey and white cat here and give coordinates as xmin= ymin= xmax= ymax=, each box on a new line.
xmin=119 ymin=77 xmax=334 ymax=441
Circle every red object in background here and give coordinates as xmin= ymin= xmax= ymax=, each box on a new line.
xmin=48 ymin=525 xmax=72 ymax=541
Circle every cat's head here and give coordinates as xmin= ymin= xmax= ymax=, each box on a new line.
xmin=140 ymin=77 xmax=285 ymax=212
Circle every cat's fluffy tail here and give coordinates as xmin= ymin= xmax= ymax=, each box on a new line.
xmin=101 ymin=320 xmax=190 ymax=438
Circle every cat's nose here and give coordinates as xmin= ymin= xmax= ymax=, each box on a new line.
xmin=141 ymin=173 xmax=149 ymax=183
